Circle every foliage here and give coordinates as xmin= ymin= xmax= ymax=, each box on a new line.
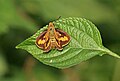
xmin=16 ymin=17 xmax=120 ymax=69
xmin=0 ymin=0 xmax=120 ymax=81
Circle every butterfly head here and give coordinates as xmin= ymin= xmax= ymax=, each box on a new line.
xmin=48 ymin=22 xmax=55 ymax=36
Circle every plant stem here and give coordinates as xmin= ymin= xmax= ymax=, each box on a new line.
xmin=101 ymin=47 xmax=120 ymax=59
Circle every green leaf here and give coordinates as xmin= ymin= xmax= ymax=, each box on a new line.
xmin=16 ymin=17 xmax=120 ymax=69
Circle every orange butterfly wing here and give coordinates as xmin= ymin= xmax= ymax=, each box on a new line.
xmin=55 ymin=29 xmax=70 ymax=48
xmin=36 ymin=31 xmax=51 ymax=52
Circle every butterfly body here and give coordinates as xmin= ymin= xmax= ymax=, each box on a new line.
xmin=36 ymin=22 xmax=70 ymax=52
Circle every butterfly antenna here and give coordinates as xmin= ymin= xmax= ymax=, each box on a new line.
xmin=52 ymin=16 xmax=62 ymax=22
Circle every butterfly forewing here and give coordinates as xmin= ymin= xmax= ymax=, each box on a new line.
xmin=55 ymin=29 xmax=70 ymax=47
xmin=36 ymin=31 xmax=48 ymax=48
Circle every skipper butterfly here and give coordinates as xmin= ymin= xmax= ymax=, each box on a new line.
xmin=35 ymin=22 xmax=70 ymax=52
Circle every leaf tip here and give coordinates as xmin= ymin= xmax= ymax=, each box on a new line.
xmin=15 ymin=46 xmax=18 ymax=49
xmin=15 ymin=44 xmax=20 ymax=49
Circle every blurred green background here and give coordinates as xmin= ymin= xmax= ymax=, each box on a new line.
xmin=0 ymin=0 xmax=120 ymax=81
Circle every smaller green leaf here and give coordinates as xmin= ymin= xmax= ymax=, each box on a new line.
xmin=16 ymin=17 xmax=120 ymax=69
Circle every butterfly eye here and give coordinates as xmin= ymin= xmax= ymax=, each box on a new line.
xmin=51 ymin=39 xmax=54 ymax=41
xmin=50 ymin=28 xmax=52 ymax=30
